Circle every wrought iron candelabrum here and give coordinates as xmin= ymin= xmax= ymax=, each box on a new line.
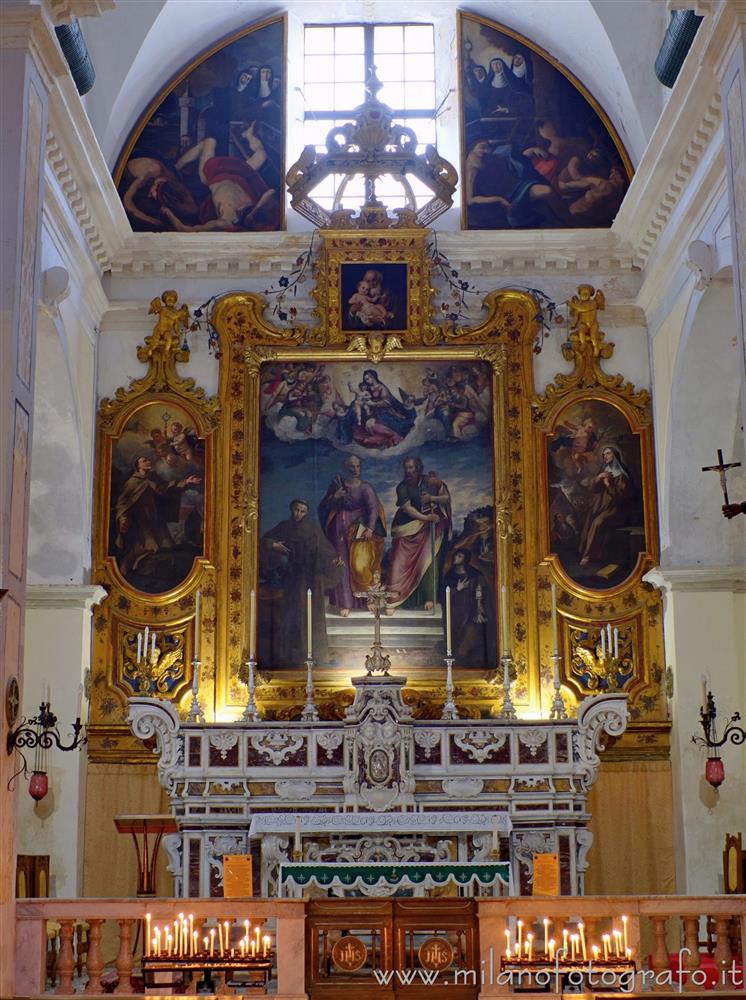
xmin=6 ymin=699 xmax=86 ymax=799
xmin=692 ymin=690 xmax=745 ymax=788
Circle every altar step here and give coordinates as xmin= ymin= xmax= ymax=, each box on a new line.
xmin=326 ymin=607 xmax=444 ymax=647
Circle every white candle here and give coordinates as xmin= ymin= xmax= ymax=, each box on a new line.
xmin=263 ymin=934 xmax=270 ymax=956
xmin=505 ymin=928 xmax=511 ymax=953
xmin=445 ymin=586 xmax=452 ymax=656
xmin=526 ymin=934 xmax=533 ymax=961
xmin=543 ymin=918 xmax=549 ymax=955
xmin=548 ymin=939 xmax=555 ymax=961
xmin=622 ymin=914 xmax=628 ymax=952
xmin=550 ymin=582 xmax=559 ymax=655
xmin=602 ymin=934 xmax=610 ymax=960
xmin=249 ymin=589 xmax=256 ymax=660
xmin=294 ymin=815 xmax=301 ymax=855
xmin=192 ymin=930 xmax=197 ymax=956
xmin=194 ymin=590 xmax=202 ymax=660
xmin=209 ymin=927 xmax=215 ymax=957
xmin=500 ymin=584 xmax=510 ymax=656
xmin=578 ymin=922 xmax=587 ymax=960
xmin=613 ymin=627 xmax=619 ymax=659
xmin=143 ymin=625 xmax=149 ymax=657
xmin=600 ymin=625 xmax=606 ymax=656
xmin=517 ymin=919 xmax=523 ymax=953
xmin=218 ymin=921 xmax=223 ymax=955
xmin=137 ymin=633 xmax=143 ymax=663
xmin=224 ymin=921 xmax=230 ymax=953
xmin=306 ymin=588 xmax=312 ymax=659
xmin=145 ymin=914 xmax=151 ymax=957
xmin=151 ymin=631 xmax=156 ymax=658
xmin=606 ymin=623 xmax=612 ymax=653
xmin=154 ymin=927 xmax=160 ymax=956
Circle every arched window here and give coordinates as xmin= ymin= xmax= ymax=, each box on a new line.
xmin=302 ymin=23 xmax=437 ymax=213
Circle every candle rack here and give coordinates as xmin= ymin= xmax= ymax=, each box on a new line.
xmin=142 ymin=952 xmax=273 ymax=992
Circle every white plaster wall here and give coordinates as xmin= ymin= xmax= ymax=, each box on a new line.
xmin=27 ymin=314 xmax=89 ymax=584
xmin=667 ymin=278 xmax=746 ymax=569
xmin=16 ymin=592 xmax=103 ymax=898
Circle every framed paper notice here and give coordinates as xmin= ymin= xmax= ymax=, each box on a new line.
xmin=532 ymin=853 xmax=560 ymax=896
xmin=223 ymin=855 xmax=253 ymax=897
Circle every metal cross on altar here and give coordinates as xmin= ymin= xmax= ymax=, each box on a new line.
xmin=355 ymin=574 xmax=398 ymax=676
xmin=701 ymin=448 xmax=741 ymax=505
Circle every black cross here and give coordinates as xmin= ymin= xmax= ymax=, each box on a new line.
xmin=701 ymin=448 xmax=741 ymax=505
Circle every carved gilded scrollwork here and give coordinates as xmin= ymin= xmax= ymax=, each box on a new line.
xmin=531 ymin=283 xmax=650 ymax=424
xmin=98 ymin=291 xmax=220 ymax=428
xmin=211 ymin=292 xmax=306 ymax=349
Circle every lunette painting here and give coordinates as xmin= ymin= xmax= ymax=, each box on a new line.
xmin=546 ymin=399 xmax=644 ymax=591
xmin=258 ymin=360 xmax=498 ymax=670
xmin=459 ymin=12 xmax=630 ymax=230
xmin=108 ymin=401 xmax=205 ymax=594
xmin=115 ymin=17 xmax=283 ymax=233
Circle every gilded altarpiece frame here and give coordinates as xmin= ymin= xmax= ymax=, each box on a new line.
xmin=88 ymin=236 xmax=667 ymax=758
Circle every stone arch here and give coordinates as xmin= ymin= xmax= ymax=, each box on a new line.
xmin=666 ymin=269 xmax=745 ymax=568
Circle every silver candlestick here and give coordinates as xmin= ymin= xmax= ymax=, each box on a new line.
xmin=442 ymin=656 xmax=459 ymax=719
xmin=498 ymin=652 xmax=517 ymax=719
xmin=549 ymin=651 xmax=568 ymax=720
xmin=241 ymin=657 xmax=261 ymax=723
xmin=186 ymin=658 xmax=205 ymax=723
xmin=301 ymin=657 xmax=318 ymax=722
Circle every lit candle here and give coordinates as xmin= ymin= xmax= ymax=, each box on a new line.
xmin=517 ymin=919 xmax=523 ymax=953
xmin=224 ymin=921 xmax=230 ymax=953
xmin=500 ymin=584 xmax=510 ymax=656
xmin=244 ymin=919 xmax=250 ymax=944
xmin=548 ymin=939 xmax=555 ymax=962
xmin=263 ymin=934 xmax=270 ymax=956
xmin=445 ymin=586 xmax=452 ymax=656
xmin=562 ymin=928 xmax=568 ymax=955
xmin=613 ymin=930 xmax=622 ymax=957
xmin=166 ymin=932 xmax=172 ymax=957
xmin=602 ymin=934 xmax=610 ymax=960
xmin=137 ymin=633 xmax=143 ymax=663
xmin=154 ymin=926 xmax=160 ymax=957
xmin=249 ymin=589 xmax=256 ymax=660
xmin=203 ymin=936 xmax=209 ymax=953
xmin=505 ymin=928 xmax=511 ymax=953
xmin=570 ymin=933 xmax=578 ymax=961
xmin=218 ymin=921 xmax=224 ymax=955
xmin=622 ymin=914 xmax=628 ymax=952
xmin=189 ymin=915 xmax=194 ymax=952
xmin=145 ymin=914 xmax=151 ymax=957
xmin=250 ymin=939 xmax=256 ymax=956
xmin=592 ymin=945 xmax=600 ymax=962
xmin=306 ymin=588 xmax=312 ymax=658
xmin=173 ymin=919 xmax=179 ymax=956
xmin=550 ymin=582 xmax=559 ymax=655
xmin=240 ymin=941 xmax=245 ymax=957
xmin=506 ymin=947 xmax=511 ymax=960
xmin=209 ymin=927 xmax=215 ymax=957
xmin=526 ymin=934 xmax=533 ymax=961
xmin=295 ymin=815 xmax=301 ymax=856
xmin=192 ymin=930 xmax=197 ymax=956
xmin=578 ymin=922 xmax=587 ymax=960
xmin=626 ymin=947 xmax=632 ymax=960
xmin=255 ymin=925 xmax=261 ymax=950
xmin=543 ymin=918 xmax=549 ymax=955
xmin=194 ymin=590 xmax=202 ymax=660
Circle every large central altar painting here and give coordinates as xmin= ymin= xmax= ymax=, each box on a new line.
xmin=257 ymin=359 xmax=497 ymax=671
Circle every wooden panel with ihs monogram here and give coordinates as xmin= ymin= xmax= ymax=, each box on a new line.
xmin=305 ymin=898 xmax=479 ymax=1000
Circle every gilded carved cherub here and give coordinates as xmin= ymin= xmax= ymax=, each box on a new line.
xmin=568 ymin=284 xmax=605 ymax=357
xmin=145 ymin=290 xmax=190 ymax=357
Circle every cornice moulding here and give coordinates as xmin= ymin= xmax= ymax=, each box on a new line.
xmin=44 ymin=0 xmax=115 ymax=23
xmin=105 ymin=229 xmax=639 ymax=280
xmin=0 ymin=4 xmax=67 ymax=88
xmin=644 ymin=565 xmax=746 ymax=593
xmin=25 ymin=583 xmax=108 ymax=610
xmin=613 ymin=1 xmax=730 ymax=269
